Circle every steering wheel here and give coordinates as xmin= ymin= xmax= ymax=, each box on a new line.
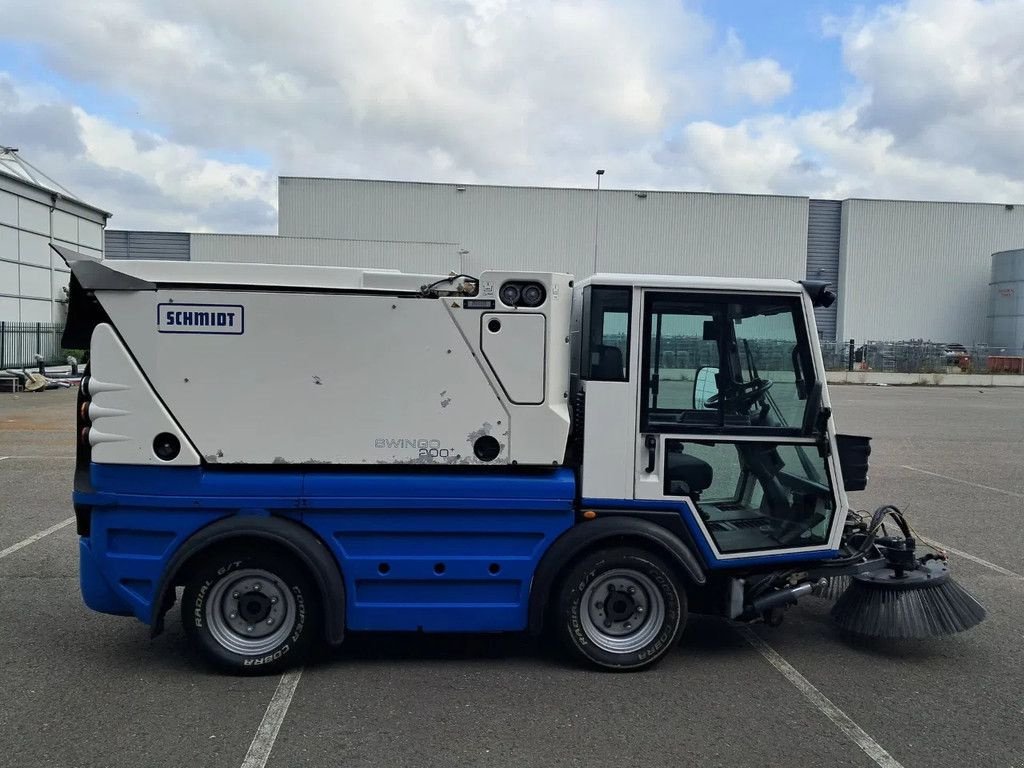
xmin=705 ymin=378 xmax=774 ymax=412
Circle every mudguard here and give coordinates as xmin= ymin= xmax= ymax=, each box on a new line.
xmin=151 ymin=515 xmax=346 ymax=646
xmin=527 ymin=515 xmax=706 ymax=635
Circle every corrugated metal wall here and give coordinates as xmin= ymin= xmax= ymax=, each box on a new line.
xmin=191 ymin=233 xmax=459 ymax=273
xmin=1 ymin=181 xmax=103 ymax=323
xmin=838 ymin=199 xmax=1024 ymax=344
xmin=104 ymin=230 xmax=190 ymax=260
xmin=806 ymin=200 xmax=841 ymax=341
xmin=278 ymin=178 xmax=809 ymax=280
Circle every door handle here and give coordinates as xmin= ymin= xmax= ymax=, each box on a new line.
xmin=643 ymin=434 xmax=657 ymax=473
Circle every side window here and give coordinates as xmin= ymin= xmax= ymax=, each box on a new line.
xmin=646 ymin=309 xmax=719 ymax=415
xmin=582 ymin=286 xmax=631 ymax=382
xmin=640 ymin=292 xmax=817 ymax=435
xmin=663 ymin=441 xmax=742 ymax=501
xmin=663 ymin=439 xmax=834 ymax=553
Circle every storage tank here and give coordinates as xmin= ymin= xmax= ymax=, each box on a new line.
xmin=989 ymin=249 xmax=1024 ymax=351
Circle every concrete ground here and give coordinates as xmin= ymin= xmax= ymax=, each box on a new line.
xmin=1 ymin=385 xmax=1022 ymax=768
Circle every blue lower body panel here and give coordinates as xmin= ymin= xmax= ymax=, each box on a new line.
xmin=75 ymin=464 xmax=576 ymax=632
xmin=302 ymin=470 xmax=575 ymax=631
xmin=77 ymin=505 xmax=236 ymax=622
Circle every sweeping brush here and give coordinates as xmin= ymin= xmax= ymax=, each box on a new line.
xmin=830 ymin=556 xmax=986 ymax=639
xmin=812 ymin=574 xmax=851 ymax=601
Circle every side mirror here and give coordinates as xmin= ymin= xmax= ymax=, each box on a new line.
xmin=694 ymin=366 xmax=719 ymax=409
xmin=798 ymin=280 xmax=837 ymax=308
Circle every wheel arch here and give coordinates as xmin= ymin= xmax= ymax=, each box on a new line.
xmin=152 ymin=515 xmax=346 ymax=646
xmin=527 ymin=515 xmax=706 ymax=635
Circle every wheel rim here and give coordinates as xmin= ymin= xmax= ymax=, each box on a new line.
xmin=205 ymin=568 xmax=296 ymax=656
xmin=579 ymin=568 xmax=666 ymax=654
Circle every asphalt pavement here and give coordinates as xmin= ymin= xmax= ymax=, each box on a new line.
xmin=1 ymin=385 xmax=1022 ymax=768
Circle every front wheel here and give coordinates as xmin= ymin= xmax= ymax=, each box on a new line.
xmin=182 ymin=547 xmax=318 ymax=674
xmin=555 ymin=547 xmax=686 ymax=671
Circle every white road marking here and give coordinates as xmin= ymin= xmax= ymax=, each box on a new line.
xmin=898 ymin=466 xmax=1024 ymax=578
xmin=0 ymin=455 xmax=75 ymax=460
xmin=0 ymin=517 xmax=75 ymax=559
xmin=240 ymin=669 xmax=303 ymax=768
xmin=902 ymin=465 xmax=1024 ymax=500
xmin=737 ymin=626 xmax=905 ymax=768
xmin=921 ymin=538 xmax=1024 ymax=580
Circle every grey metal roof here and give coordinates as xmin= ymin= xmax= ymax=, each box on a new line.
xmin=0 ymin=146 xmax=111 ymax=217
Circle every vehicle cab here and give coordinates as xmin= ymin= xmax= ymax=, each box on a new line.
xmin=570 ymin=274 xmax=848 ymax=567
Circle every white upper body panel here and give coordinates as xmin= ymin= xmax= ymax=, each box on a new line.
xmin=110 ymin=258 xmax=455 ymax=293
xmin=87 ymin=265 xmax=573 ymax=467
xmin=87 ymin=323 xmax=201 ymax=466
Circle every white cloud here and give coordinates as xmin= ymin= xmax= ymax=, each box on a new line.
xmin=721 ymin=31 xmax=793 ymax=106
xmin=665 ymin=0 xmax=1024 ymax=203
xmin=0 ymin=75 xmax=277 ymax=231
xmin=674 ymin=120 xmax=805 ymax=193
xmin=725 ymin=58 xmax=793 ymax=106
xmin=678 ymin=103 xmax=1024 ymax=203
xmin=2 ymin=1 xmax=726 ymax=177
xmin=0 ymin=0 xmax=796 ymax=230
xmin=1 ymin=0 xmax=1023 ymax=233
xmin=835 ymin=0 xmax=1024 ymax=175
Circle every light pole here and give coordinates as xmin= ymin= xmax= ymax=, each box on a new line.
xmin=593 ymin=169 xmax=605 ymax=274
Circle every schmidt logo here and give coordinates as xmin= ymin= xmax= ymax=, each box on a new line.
xmin=157 ymin=303 xmax=244 ymax=335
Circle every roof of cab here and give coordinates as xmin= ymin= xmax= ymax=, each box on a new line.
xmin=578 ymin=272 xmax=805 ymax=293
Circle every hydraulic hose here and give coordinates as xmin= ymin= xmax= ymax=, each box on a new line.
xmin=820 ymin=504 xmax=906 ymax=568
xmin=745 ymin=504 xmax=910 ymax=602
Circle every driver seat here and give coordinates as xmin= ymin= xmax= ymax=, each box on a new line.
xmin=664 ymin=451 xmax=714 ymax=498
xmin=592 ymin=345 xmax=624 ymax=379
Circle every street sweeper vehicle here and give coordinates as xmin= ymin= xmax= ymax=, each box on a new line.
xmin=55 ymin=243 xmax=986 ymax=673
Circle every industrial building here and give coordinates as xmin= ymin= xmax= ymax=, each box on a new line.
xmin=106 ymin=177 xmax=1024 ymax=348
xmin=0 ymin=143 xmax=1017 ymax=347
xmin=0 ymin=148 xmax=109 ymax=323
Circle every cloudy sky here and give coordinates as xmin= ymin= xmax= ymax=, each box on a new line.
xmin=1 ymin=0 xmax=1022 ymax=232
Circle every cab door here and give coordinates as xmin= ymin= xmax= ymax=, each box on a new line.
xmin=633 ymin=289 xmax=844 ymax=564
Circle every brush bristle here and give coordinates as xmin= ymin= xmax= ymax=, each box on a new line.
xmin=830 ymin=577 xmax=986 ymax=639
xmin=812 ymin=575 xmax=851 ymax=601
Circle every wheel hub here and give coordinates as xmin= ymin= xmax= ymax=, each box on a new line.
xmin=603 ymin=587 xmax=637 ymax=622
xmin=238 ymin=591 xmax=273 ymax=623
xmin=206 ymin=569 xmax=296 ymax=655
xmin=581 ymin=569 xmax=663 ymax=652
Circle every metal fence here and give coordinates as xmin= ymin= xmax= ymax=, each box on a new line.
xmin=4 ymin=320 xmax=1023 ymax=377
xmin=821 ymin=339 xmax=1024 ymax=375
xmin=0 ymin=322 xmax=74 ymax=369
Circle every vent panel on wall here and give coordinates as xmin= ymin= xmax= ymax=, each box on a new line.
xmin=104 ymin=230 xmax=190 ymax=260
xmin=806 ymin=199 xmax=841 ymax=342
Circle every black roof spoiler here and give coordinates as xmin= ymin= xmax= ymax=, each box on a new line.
xmin=50 ymin=244 xmax=156 ymax=292
xmin=52 ymin=245 xmax=155 ymax=349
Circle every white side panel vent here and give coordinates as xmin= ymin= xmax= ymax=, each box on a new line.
xmin=480 ymin=313 xmax=546 ymax=405
xmin=88 ymin=323 xmax=200 ymax=466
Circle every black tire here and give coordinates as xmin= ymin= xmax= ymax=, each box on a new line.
xmin=555 ymin=547 xmax=686 ymax=671
xmin=181 ymin=545 xmax=318 ymax=675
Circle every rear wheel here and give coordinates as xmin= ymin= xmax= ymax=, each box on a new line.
xmin=555 ymin=547 xmax=686 ymax=671
xmin=182 ymin=546 xmax=318 ymax=674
